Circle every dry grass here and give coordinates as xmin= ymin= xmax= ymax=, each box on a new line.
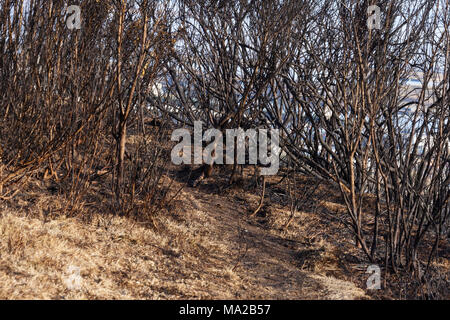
xmin=0 ymin=209 xmax=238 ymax=299
xmin=0 ymin=169 xmax=372 ymax=300
xmin=2 ymin=162 xmax=446 ymax=300
xmin=251 ymin=173 xmax=449 ymax=300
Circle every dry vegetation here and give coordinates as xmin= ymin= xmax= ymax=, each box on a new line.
xmin=0 ymin=163 xmax=370 ymax=300
xmin=0 ymin=157 xmax=448 ymax=299
xmin=0 ymin=0 xmax=449 ymax=300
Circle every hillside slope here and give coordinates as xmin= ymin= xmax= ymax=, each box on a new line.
xmin=0 ymin=168 xmax=374 ymax=300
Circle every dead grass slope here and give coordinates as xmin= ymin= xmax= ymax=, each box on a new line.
xmin=0 ymin=171 xmax=372 ymax=299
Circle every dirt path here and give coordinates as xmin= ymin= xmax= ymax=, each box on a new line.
xmin=181 ymin=184 xmax=368 ymax=299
